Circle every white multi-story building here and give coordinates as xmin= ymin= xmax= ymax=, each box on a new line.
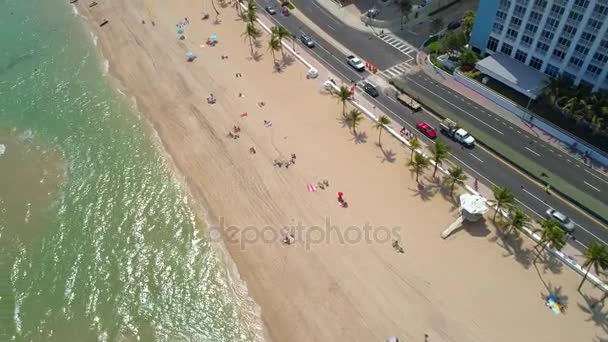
xmin=470 ymin=0 xmax=608 ymax=92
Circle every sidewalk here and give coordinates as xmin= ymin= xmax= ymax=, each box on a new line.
xmin=416 ymin=50 xmax=608 ymax=175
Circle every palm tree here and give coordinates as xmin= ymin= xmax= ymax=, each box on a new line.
xmin=399 ymin=0 xmax=412 ymax=31
xmin=375 ymin=115 xmax=391 ymax=146
xmin=335 ymin=86 xmax=353 ymax=117
xmin=246 ymin=0 xmax=257 ymax=23
xmin=458 ymin=48 xmax=478 ymax=71
xmin=578 ymin=241 xmax=608 ymax=291
xmin=271 ymin=25 xmax=291 ymax=57
xmin=461 ymin=10 xmax=475 ymax=36
xmin=443 ymin=166 xmax=467 ymax=196
xmin=542 ymin=74 xmax=572 ymax=105
xmin=346 ymin=109 xmax=364 ymax=134
xmin=409 ymin=137 xmax=421 ymax=159
xmin=268 ymin=35 xmax=281 ymax=64
xmin=242 ymin=22 xmax=258 ymax=53
xmin=533 ymin=218 xmax=566 ymax=263
xmin=429 ymin=141 xmax=449 ymax=177
xmin=408 ymin=152 xmax=429 ymax=183
xmin=504 ymin=208 xmax=530 ymax=236
xmin=492 ymin=186 xmax=514 ymax=222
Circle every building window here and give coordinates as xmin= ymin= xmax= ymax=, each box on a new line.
xmin=545 ymin=64 xmax=559 ymax=77
xmin=515 ymin=50 xmax=528 ymax=63
xmin=495 ymin=10 xmax=507 ymax=22
xmin=580 ymin=32 xmax=596 ymax=44
xmin=506 ymin=29 xmax=518 ymax=40
xmin=587 ymin=19 xmax=602 ymax=32
xmin=601 ymin=39 xmax=608 ymax=50
xmin=594 ymin=5 xmax=608 ymax=17
xmin=493 ymin=23 xmax=504 ymax=34
xmin=487 ymin=37 xmax=499 ymax=52
xmin=574 ymin=44 xmax=590 ymax=56
xmin=587 ymin=64 xmax=602 ymax=77
xmin=510 ymin=17 xmax=522 ymax=28
xmin=574 ymin=0 xmax=590 ymax=9
xmin=568 ymin=56 xmax=584 ymax=69
xmin=545 ymin=18 xmax=559 ymax=31
xmin=501 ymin=43 xmax=514 ymax=56
xmin=525 ymin=23 xmax=538 ymax=34
xmin=499 ymin=0 xmax=511 ymax=10
xmin=550 ymin=5 xmax=565 ymax=17
xmin=562 ymin=72 xmax=576 ymax=82
xmin=533 ymin=0 xmax=547 ymax=10
xmin=529 ymin=56 xmax=543 ymax=70
xmin=593 ymin=52 xmax=608 ymax=64
xmin=520 ymin=35 xmax=534 ymax=47
xmin=540 ymin=30 xmax=554 ymax=42
xmin=557 ymin=37 xmax=571 ymax=49
xmin=536 ymin=41 xmax=550 ymax=54
xmin=529 ymin=11 xmax=543 ymax=23
xmin=514 ymin=5 xmax=527 ymax=18
xmin=552 ymin=48 xmax=566 ymax=61
xmin=562 ymin=25 xmax=577 ymax=37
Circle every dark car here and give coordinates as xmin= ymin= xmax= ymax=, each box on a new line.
xmin=416 ymin=122 xmax=437 ymax=139
xmin=299 ymin=33 xmax=315 ymax=48
xmin=265 ymin=6 xmax=277 ymax=15
xmin=362 ymin=82 xmax=379 ymax=97
xmin=447 ymin=20 xmax=461 ymax=30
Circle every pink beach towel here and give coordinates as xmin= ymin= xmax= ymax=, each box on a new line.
xmin=306 ymin=183 xmax=316 ymax=192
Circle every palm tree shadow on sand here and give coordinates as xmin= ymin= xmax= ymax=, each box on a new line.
xmin=247 ymin=50 xmax=263 ymax=62
xmin=409 ymin=178 xmax=436 ymax=202
xmin=578 ymin=293 xmax=608 ymax=335
xmin=490 ymin=230 xmax=535 ymax=269
xmin=350 ymin=131 xmax=368 ymax=144
xmin=376 ymin=147 xmax=396 ymax=163
xmin=280 ymin=54 xmax=295 ymax=68
xmin=540 ymin=282 xmax=569 ymax=311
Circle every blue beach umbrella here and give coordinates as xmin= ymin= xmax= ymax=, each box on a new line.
xmin=177 ymin=29 xmax=184 ymax=34
xmin=210 ymin=34 xmax=217 ymax=41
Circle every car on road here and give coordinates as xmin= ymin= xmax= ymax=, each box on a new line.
xmin=346 ymin=55 xmax=366 ymax=72
xmin=362 ymin=81 xmax=379 ymax=97
xmin=545 ymin=208 xmax=576 ymax=234
xmin=265 ymin=6 xmax=277 ymax=15
xmin=447 ymin=20 xmax=461 ymax=30
xmin=366 ymin=8 xmax=380 ymax=18
xmin=416 ymin=122 xmax=437 ymax=139
xmin=299 ymin=33 xmax=315 ymax=48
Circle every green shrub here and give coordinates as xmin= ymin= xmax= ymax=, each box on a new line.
xmin=428 ymin=41 xmax=444 ymax=54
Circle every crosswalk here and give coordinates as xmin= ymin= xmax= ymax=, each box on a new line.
xmin=379 ymin=62 xmax=412 ymax=80
xmin=378 ymin=33 xmax=416 ymax=57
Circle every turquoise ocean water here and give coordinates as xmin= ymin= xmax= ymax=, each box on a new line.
xmin=0 ymin=0 xmax=256 ymax=340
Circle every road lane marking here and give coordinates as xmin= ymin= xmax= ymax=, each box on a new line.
xmin=406 ymin=77 xmax=505 ymax=135
xmin=522 ymin=188 xmax=550 ymax=207
xmin=326 ymin=24 xmax=336 ymax=31
xmin=584 ymin=181 xmax=601 ymax=192
xmin=469 ymin=153 xmax=483 ymax=163
xmin=515 ymin=199 xmax=543 ymax=219
xmin=585 ymin=169 xmax=608 ymax=185
xmin=524 ymin=147 xmax=540 ymax=157
xmin=311 ymin=2 xmax=342 ymax=26
xmin=575 ymin=223 xmax=608 ymax=246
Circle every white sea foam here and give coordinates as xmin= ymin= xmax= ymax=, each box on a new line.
xmin=0 ymin=144 xmax=5 ymax=156
xmin=102 ymin=59 xmax=109 ymax=75
xmin=90 ymin=32 xmax=98 ymax=46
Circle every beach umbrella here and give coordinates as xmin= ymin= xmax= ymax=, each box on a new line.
xmin=177 ymin=29 xmax=184 ymax=34
xmin=210 ymin=34 xmax=218 ymax=41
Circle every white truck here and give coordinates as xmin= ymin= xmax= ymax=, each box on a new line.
xmin=346 ymin=55 xmax=365 ymax=72
xmin=439 ymin=118 xmax=475 ymax=147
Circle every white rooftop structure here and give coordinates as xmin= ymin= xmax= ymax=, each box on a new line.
xmin=476 ymin=53 xmax=547 ymax=99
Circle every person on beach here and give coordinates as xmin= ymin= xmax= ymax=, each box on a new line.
xmin=400 ymin=127 xmax=406 ymax=136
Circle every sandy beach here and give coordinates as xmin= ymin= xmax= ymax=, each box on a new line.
xmin=77 ymin=0 xmax=607 ymax=341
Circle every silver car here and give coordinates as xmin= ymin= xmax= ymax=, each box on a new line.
xmin=545 ymin=208 xmax=575 ymax=233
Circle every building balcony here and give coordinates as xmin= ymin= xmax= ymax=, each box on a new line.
xmin=585 ymin=26 xmax=600 ymax=35
xmin=535 ymin=48 xmax=548 ymax=56
xmin=561 ymin=31 xmax=576 ymax=40
xmin=498 ymin=4 xmax=510 ymax=12
xmin=538 ymin=35 xmax=553 ymax=44
xmin=495 ymin=16 xmax=506 ymax=24
xmin=532 ymin=5 xmax=545 ymax=13
xmin=520 ymin=40 xmax=532 ymax=48
xmin=524 ymin=29 xmax=536 ymax=37
xmin=571 ymin=6 xmax=589 ymax=15
xmin=591 ymin=11 xmax=607 ymax=21
xmin=571 ymin=50 xmax=587 ymax=60
xmin=554 ymin=0 xmax=568 ymax=6
xmin=515 ymin=0 xmax=529 ymax=5
xmin=566 ymin=17 xmax=582 ymax=27
xmin=528 ymin=17 xmax=541 ymax=25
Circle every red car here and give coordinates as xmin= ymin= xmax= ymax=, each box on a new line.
xmin=416 ymin=122 xmax=437 ymax=139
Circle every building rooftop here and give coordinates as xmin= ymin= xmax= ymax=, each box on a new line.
xmin=476 ymin=53 xmax=547 ymax=99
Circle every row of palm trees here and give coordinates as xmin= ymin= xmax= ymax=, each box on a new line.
xmin=491 ymin=185 xmax=608 ymax=293
xmin=542 ymin=75 xmax=608 ymax=134
xmin=334 ymin=82 xmax=608 ymax=299
xmin=239 ymin=0 xmax=292 ymax=64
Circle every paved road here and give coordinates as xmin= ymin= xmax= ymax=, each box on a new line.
xmin=256 ymin=1 xmax=608 ymax=249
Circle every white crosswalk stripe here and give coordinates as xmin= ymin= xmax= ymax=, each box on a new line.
xmin=378 ymin=33 xmax=416 ymax=56
xmin=379 ymin=62 xmax=412 ymax=80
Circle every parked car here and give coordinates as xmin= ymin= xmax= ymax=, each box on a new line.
xmin=447 ymin=20 xmax=461 ymax=30
xmin=299 ymin=33 xmax=315 ymax=48
xmin=346 ymin=55 xmax=366 ymax=72
xmin=416 ymin=122 xmax=437 ymax=139
xmin=265 ymin=6 xmax=277 ymax=15
xmin=545 ymin=208 xmax=576 ymax=234
xmin=366 ymin=8 xmax=380 ymax=18
xmin=362 ymin=81 xmax=379 ymax=97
